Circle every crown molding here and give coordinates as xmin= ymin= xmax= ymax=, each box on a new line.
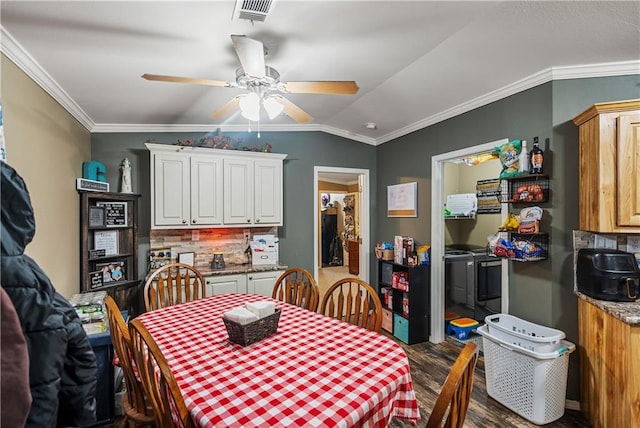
xmin=1 ymin=26 xmax=96 ymax=130
xmin=3 ymin=24 xmax=637 ymax=146
xmin=376 ymin=60 xmax=640 ymax=145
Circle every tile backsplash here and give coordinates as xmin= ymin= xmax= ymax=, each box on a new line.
xmin=149 ymin=227 xmax=277 ymax=270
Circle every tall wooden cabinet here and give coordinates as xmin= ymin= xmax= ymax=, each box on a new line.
xmin=79 ymin=191 xmax=142 ymax=316
xmin=573 ymin=99 xmax=640 ymax=233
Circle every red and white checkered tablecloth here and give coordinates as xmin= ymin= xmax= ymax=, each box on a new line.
xmin=137 ymin=293 xmax=420 ymax=428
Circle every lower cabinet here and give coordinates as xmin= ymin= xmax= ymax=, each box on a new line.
xmin=205 ymin=274 xmax=247 ymax=296
xmin=248 ymin=270 xmax=285 ymax=297
xmin=205 ymin=270 xmax=285 ymax=297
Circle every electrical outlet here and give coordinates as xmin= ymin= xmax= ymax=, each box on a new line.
xmin=243 ymin=229 xmax=251 ymax=242
xmin=192 ymin=230 xmax=199 ymax=241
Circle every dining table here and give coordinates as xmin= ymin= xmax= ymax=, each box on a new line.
xmin=135 ymin=293 xmax=421 ymax=427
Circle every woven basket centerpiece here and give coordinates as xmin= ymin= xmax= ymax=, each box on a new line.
xmin=223 ymin=309 xmax=281 ymax=346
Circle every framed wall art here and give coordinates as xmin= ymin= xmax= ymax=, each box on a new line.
xmin=387 ymin=182 xmax=417 ymax=217
xmin=96 ymin=201 xmax=127 ymax=227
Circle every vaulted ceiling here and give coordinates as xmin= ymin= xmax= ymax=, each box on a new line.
xmin=1 ymin=1 xmax=638 ymax=145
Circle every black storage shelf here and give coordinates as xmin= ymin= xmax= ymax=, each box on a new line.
xmin=378 ymin=260 xmax=430 ymax=345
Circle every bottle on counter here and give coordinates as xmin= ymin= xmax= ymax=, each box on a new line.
xmin=531 ymin=137 xmax=544 ymax=174
xmin=519 ymin=139 xmax=529 ymax=174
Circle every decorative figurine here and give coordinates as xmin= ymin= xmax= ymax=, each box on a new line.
xmin=120 ymin=158 xmax=132 ymax=193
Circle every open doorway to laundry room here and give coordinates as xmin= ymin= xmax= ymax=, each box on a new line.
xmin=430 ymin=139 xmax=509 ymax=343
xmin=313 ymin=167 xmax=370 ymax=301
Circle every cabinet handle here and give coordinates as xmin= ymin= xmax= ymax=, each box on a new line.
xmin=192 ymin=219 xmax=196 ymax=224
xmin=256 ymin=219 xmax=260 ymax=223
xmin=247 ymin=219 xmax=251 ymax=223
xmin=182 ymin=219 xmax=187 ymax=224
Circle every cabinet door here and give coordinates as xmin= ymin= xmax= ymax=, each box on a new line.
xmin=224 ymin=158 xmax=253 ymax=224
xmin=191 ymin=156 xmax=223 ymax=226
xmin=205 ymin=274 xmax=247 ymax=296
xmin=617 ymin=113 xmax=640 ymax=227
xmin=153 ymin=153 xmax=190 ymax=227
xmin=254 ymin=159 xmax=283 ymax=225
xmin=247 ymin=271 xmax=284 ymax=297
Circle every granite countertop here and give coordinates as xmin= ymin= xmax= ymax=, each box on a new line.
xmin=576 ymin=291 xmax=640 ymax=325
xmin=197 ymin=264 xmax=288 ymax=277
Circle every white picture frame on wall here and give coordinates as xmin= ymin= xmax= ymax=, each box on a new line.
xmin=387 ymin=182 xmax=417 ymax=217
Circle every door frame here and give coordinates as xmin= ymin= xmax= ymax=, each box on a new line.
xmin=313 ymin=166 xmax=370 ymax=284
xmin=430 ymin=139 xmax=509 ymax=343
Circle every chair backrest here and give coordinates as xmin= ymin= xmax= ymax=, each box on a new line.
xmin=144 ymin=263 xmax=206 ymax=312
xmin=426 ymin=342 xmax=479 ymax=428
xmin=272 ymin=268 xmax=320 ymax=311
xmin=104 ymin=296 xmax=155 ymax=423
xmin=129 ymin=318 xmax=195 ymax=428
xmin=104 ymin=296 xmax=155 ymax=417
xmin=319 ymin=277 xmax=383 ymax=332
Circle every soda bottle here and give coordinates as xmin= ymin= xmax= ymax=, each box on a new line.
xmin=531 ymin=137 xmax=544 ymax=174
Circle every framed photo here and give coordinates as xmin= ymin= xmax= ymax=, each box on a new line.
xmin=178 ymin=252 xmax=195 ymax=266
xmin=96 ymin=260 xmax=126 ymax=283
xmin=387 ymin=182 xmax=417 ymax=217
xmin=96 ymin=201 xmax=128 ymax=227
xmin=88 ymin=206 xmax=106 ymax=227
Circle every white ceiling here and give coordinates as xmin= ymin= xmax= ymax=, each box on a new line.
xmin=1 ymin=1 xmax=639 ymax=145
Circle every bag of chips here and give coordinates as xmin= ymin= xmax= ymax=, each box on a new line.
xmin=496 ymin=139 xmax=522 ymax=178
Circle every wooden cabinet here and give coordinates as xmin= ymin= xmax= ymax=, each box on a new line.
xmin=578 ymin=298 xmax=640 ymax=428
xmin=348 ymin=240 xmax=359 ymax=275
xmin=204 ymin=270 xmax=285 ymax=297
xmin=223 ymin=157 xmax=283 ymax=225
xmin=573 ymin=100 xmax=640 ymax=233
xmin=147 ymin=143 xmax=286 ymax=228
xmin=150 ymin=150 xmax=223 ymax=228
xmin=205 ymin=274 xmax=247 ymax=296
xmin=79 ymin=191 xmax=142 ymax=316
xmin=377 ymin=260 xmax=430 ymax=344
xmin=247 ymin=270 xmax=285 ymax=296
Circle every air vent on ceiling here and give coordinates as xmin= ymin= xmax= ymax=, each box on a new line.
xmin=233 ymin=0 xmax=276 ymax=22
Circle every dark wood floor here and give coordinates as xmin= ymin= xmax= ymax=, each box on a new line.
xmin=389 ymin=336 xmax=591 ymax=427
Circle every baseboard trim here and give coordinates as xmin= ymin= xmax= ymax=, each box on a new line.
xmin=565 ymin=399 xmax=581 ymax=411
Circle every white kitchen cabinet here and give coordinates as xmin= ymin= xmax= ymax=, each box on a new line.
xmin=247 ymin=270 xmax=285 ymax=297
xmin=223 ymin=157 xmax=283 ymax=225
xmin=205 ymin=274 xmax=247 ymax=296
xmin=150 ymin=149 xmax=223 ymax=228
xmin=147 ymin=143 xmax=285 ymax=228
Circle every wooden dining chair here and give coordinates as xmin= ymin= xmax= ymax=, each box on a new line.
xmin=426 ymin=342 xmax=479 ymax=428
xmin=319 ymin=277 xmax=383 ymax=332
xmin=143 ymin=263 xmax=206 ymax=312
xmin=272 ymin=268 xmax=320 ymax=311
xmin=129 ymin=318 xmax=195 ymax=428
xmin=104 ymin=296 xmax=156 ymax=428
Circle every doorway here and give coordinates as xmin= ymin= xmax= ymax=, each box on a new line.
xmin=430 ymin=139 xmax=509 ymax=343
xmin=313 ymin=167 xmax=370 ymax=299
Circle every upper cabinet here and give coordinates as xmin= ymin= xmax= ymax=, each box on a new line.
xmin=573 ymin=100 xmax=640 ymax=233
xmin=147 ymin=143 xmax=286 ymax=229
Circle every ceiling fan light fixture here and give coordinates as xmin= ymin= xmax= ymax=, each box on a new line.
xmin=263 ymin=96 xmax=284 ymax=119
xmin=239 ymin=92 xmax=261 ymax=121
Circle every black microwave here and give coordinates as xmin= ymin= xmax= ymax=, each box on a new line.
xmin=576 ymin=249 xmax=640 ymax=302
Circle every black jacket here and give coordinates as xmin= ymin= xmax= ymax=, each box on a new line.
xmin=1 ymin=162 xmax=97 ymax=427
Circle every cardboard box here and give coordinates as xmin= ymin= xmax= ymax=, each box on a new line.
xmin=250 ymin=236 xmax=279 ymax=265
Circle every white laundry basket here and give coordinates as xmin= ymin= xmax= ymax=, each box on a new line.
xmin=484 ymin=313 xmax=565 ymax=353
xmin=477 ymin=323 xmax=575 ymax=425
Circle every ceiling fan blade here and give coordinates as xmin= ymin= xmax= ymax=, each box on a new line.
xmin=231 ymin=35 xmax=266 ymax=78
xmin=142 ymin=73 xmax=232 ymax=87
xmin=211 ymin=97 xmax=241 ymax=119
xmin=283 ymin=81 xmax=359 ymax=95
xmin=273 ymin=95 xmax=313 ymax=123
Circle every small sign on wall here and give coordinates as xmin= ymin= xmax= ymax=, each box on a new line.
xmin=387 ymin=182 xmax=417 ymax=217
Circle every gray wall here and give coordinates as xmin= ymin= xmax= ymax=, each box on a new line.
xmin=376 ymin=75 xmax=639 ymax=401
xmin=91 ymin=74 xmax=639 ymax=402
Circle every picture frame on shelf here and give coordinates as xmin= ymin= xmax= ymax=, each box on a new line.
xmin=96 ymin=201 xmax=128 ymax=227
xmin=94 ymin=230 xmax=118 ymax=255
xmin=88 ymin=206 xmax=106 ymax=227
xmin=96 ymin=260 xmax=126 ymax=283
xmin=89 ymin=271 xmax=103 ymax=289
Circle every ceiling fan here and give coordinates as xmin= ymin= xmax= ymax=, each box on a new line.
xmin=142 ymin=35 xmax=359 ymax=124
